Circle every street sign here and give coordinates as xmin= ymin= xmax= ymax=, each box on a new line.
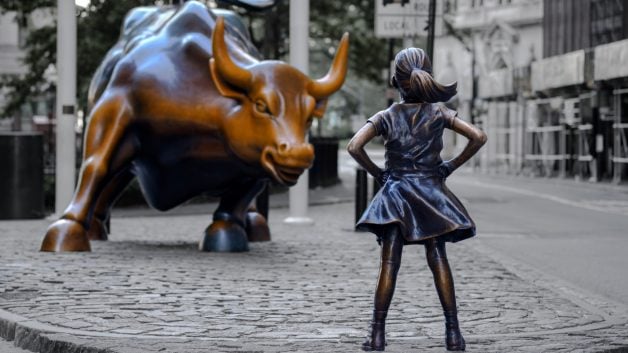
xmin=375 ymin=0 xmax=431 ymax=38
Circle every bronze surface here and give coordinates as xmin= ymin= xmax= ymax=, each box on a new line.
xmin=41 ymin=1 xmax=348 ymax=252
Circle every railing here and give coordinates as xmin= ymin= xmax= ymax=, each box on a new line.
xmin=612 ymin=124 xmax=628 ymax=163
xmin=494 ymin=126 xmax=516 ymax=170
xmin=524 ymin=125 xmax=568 ymax=177
xmin=575 ymin=124 xmax=594 ymax=179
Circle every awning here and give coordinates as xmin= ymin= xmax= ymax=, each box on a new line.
xmin=594 ymin=38 xmax=628 ymax=81
xmin=531 ymin=50 xmax=585 ymax=92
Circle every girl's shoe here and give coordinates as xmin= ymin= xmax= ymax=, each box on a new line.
xmin=361 ymin=322 xmax=386 ymax=351
xmin=444 ymin=310 xmax=466 ymax=351
xmin=361 ymin=310 xmax=387 ymax=351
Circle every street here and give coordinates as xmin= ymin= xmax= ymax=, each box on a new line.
xmin=450 ymin=174 xmax=628 ymax=308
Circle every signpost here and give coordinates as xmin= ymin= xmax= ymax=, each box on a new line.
xmin=375 ymin=0 xmax=438 ymax=106
xmin=375 ymin=0 xmax=439 ymax=60
xmin=375 ymin=0 xmax=431 ymax=38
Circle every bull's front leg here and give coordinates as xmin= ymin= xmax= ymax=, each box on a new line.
xmin=200 ymin=179 xmax=269 ymax=252
xmin=41 ymin=95 xmax=135 ymax=252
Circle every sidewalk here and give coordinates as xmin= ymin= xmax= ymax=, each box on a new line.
xmin=1 ymin=175 xmax=628 ymax=352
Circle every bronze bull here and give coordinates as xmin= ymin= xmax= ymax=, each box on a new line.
xmin=41 ymin=1 xmax=349 ymax=252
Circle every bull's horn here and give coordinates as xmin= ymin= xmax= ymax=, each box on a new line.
xmin=212 ymin=17 xmax=252 ymax=90
xmin=308 ymin=33 xmax=350 ymax=99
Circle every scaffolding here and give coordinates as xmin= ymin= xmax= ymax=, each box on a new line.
xmin=613 ymin=88 xmax=628 ymax=182
xmin=523 ymin=99 xmax=569 ymax=177
xmin=575 ymin=123 xmax=594 ymax=177
xmin=493 ymin=102 xmax=514 ymax=172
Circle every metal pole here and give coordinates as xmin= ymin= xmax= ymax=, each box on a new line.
xmin=55 ymin=0 xmax=77 ymax=216
xmin=284 ymin=0 xmax=313 ymax=225
xmin=426 ymin=0 xmax=436 ymax=61
xmin=387 ymin=38 xmax=395 ymax=107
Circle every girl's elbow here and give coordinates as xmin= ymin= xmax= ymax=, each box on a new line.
xmin=346 ymin=140 xmax=359 ymax=156
xmin=477 ymin=130 xmax=488 ymax=145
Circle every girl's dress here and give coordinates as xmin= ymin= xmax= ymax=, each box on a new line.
xmin=356 ymin=102 xmax=476 ymax=244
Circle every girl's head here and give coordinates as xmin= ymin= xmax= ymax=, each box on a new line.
xmin=391 ymin=48 xmax=457 ymax=103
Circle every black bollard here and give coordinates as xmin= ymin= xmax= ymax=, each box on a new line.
xmin=355 ymin=168 xmax=368 ymax=229
xmin=372 ymin=175 xmax=381 ymax=197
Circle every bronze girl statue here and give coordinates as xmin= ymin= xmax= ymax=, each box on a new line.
xmin=347 ymin=48 xmax=487 ymax=351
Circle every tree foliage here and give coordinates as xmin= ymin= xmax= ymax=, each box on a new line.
xmin=1 ymin=0 xmax=388 ymax=118
xmin=310 ymin=0 xmax=388 ymax=83
xmin=239 ymin=0 xmax=388 ymax=83
xmin=0 ymin=0 xmax=55 ymax=118
xmin=0 ymin=0 xmax=155 ymax=118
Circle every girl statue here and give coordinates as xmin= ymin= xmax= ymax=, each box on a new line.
xmin=347 ymin=48 xmax=487 ymax=351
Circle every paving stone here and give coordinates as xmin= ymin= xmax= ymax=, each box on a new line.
xmin=0 ymin=201 xmax=627 ymax=352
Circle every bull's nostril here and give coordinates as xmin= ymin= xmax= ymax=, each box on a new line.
xmin=278 ymin=143 xmax=288 ymax=152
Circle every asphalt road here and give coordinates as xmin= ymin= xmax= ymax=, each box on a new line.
xmin=448 ymin=173 xmax=628 ymax=308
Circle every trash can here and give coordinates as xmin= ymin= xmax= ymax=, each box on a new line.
xmin=309 ymin=137 xmax=340 ymax=188
xmin=0 ymin=132 xmax=45 ymax=219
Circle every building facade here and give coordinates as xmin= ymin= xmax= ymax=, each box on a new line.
xmin=434 ymin=0 xmax=543 ymax=174
xmin=435 ymin=0 xmax=628 ymax=183
xmin=0 ymin=9 xmax=55 ymax=132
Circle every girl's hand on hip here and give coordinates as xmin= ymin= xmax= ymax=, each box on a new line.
xmin=437 ymin=161 xmax=455 ymax=179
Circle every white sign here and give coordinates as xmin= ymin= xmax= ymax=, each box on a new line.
xmin=375 ymin=0 xmax=431 ymax=38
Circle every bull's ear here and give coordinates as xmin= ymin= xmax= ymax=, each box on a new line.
xmin=312 ymin=98 xmax=328 ymax=119
xmin=209 ymin=59 xmax=246 ymax=100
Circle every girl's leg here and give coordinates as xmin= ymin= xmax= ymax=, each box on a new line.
xmin=363 ymin=227 xmax=404 ymax=351
xmin=424 ymin=238 xmax=465 ymax=351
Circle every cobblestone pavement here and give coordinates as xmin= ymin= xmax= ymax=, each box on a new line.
xmin=1 ymin=201 xmax=628 ymax=352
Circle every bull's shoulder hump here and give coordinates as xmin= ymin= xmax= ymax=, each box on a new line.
xmin=163 ymin=1 xmax=215 ymax=38
xmin=121 ymin=7 xmax=159 ymax=36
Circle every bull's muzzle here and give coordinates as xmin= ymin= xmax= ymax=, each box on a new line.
xmin=261 ymin=144 xmax=314 ymax=186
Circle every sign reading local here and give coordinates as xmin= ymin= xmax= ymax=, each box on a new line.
xmin=375 ymin=0 xmax=431 ymax=38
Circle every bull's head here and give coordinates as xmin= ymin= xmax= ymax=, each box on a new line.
xmin=209 ymin=17 xmax=349 ymax=186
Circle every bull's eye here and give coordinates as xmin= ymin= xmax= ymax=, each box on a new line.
xmin=254 ymin=99 xmax=272 ymax=116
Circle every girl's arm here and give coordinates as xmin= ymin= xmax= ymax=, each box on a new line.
xmin=442 ymin=118 xmax=487 ymax=175
xmin=347 ymin=123 xmax=386 ymax=183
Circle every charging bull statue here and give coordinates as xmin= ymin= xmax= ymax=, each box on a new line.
xmin=41 ymin=1 xmax=349 ymax=252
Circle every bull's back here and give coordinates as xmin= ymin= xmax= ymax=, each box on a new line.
xmin=88 ymin=6 xmax=175 ymax=106
xmin=88 ymin=1 xmax=258 ymax=108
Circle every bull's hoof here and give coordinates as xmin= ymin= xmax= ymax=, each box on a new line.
xmin=87 ymin=217 xmax=108 ymax=241
xmin=245 ymin=212 xmax=270 ymax=242
xmin=41 ymin=219 xmax=91 ymax=252
xmin=200 ymin=220 xmax=249 ymax=252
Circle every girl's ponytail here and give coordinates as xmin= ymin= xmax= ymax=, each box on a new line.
xmin=392 ymin=48 xmax=457 ymax=103
xmin=408 ymin=68 xmax=457 ymax=103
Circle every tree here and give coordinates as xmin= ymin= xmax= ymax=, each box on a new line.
xmin=237 ymin=0 xmax=389 ymax=83
xmin=0 ymin=0 xmax=55 ymax=120
xmin=2 ymin=0 xmax=389 ymax=119
xmin=0 ymin=0 xmax=156 ymax=119
xmin=310 ymin=0 xmax=388 ymax=83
